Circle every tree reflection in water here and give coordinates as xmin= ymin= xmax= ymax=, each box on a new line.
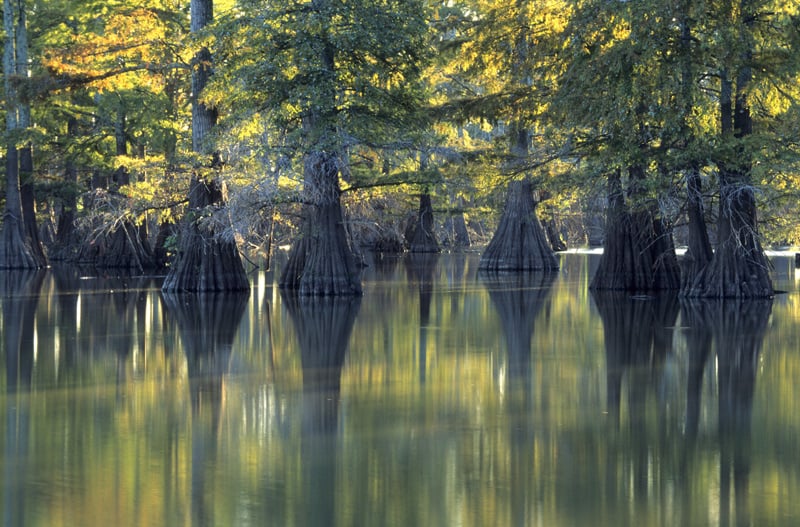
xmin=593 ymin=290 xmax=772 ymax=525
xmin=282 ymin=292 xmax=361 ymax=526
xmin=481 ymin=269 xmax=557 ymax=527
xmin=161 ymin=290 xmax=250 ymax=527
xmin=1 ymin=270 xmax=45 ymax=527
xmin=681 ymin=298 xmax=772 ymax=527
xmin=404 ymin=253 xmax=438 ymax=384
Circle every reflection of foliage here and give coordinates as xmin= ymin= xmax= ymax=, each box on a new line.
xmin=4 ymin=255 xmax=800 ymax=525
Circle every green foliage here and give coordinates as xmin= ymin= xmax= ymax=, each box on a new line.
xmin=209 ymin=0 xmax=433 ymax=153
xmin=4 ymin=0 xmax=800 ymax=252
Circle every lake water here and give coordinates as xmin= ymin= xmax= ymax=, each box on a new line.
xmin=1 ymin=252 xmax=799 ymax=526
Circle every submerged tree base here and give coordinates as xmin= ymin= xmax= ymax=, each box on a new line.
xmin=590 ymin=208 xmax=680 ymax=292
xmin=162 ymin=178 xmax=249 ymax=293
xmin=90 ymin=221 xmax=158 ymax=272
xmin=279 ymin=202 xmax=363 ymax=296
xmin=0 ymin=218 xmax=43 ymax=269
xmin=405 ymin=193 xmax=440 ymax=253
xmin=479 ymin=180 xmax=558 ymax=272
xmin=682 ymin=244 xmax=773 ymax=298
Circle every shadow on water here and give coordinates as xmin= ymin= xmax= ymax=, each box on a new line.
xmin=591 ymin=291 xmax=679 ymax=424
xmin=281 ymin=292 xmax=361 ymax=526
xmin=160 ymin=290 xmax=250 ymax=527
xmin=1 ymin=270 xmax=46 ymax=391
xmin=51 ymin=267 xmax=157 ymax=387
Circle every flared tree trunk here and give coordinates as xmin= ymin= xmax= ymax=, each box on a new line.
xmin=162 ymin=178 xmax=249 ymax=291
xmin=406 ymin=193 xmax=440 ymax=253
xmin=675 ymin=9 xmax=713 ymax=292
xmin=162 ymin=0 xmax=249 ymax=292
xmin=101 ymin=110 xmax=156 ymax=270
xmin=19 ymin=148 xmax=46 ymax=267
xmin=0 ymin=0 xmax=42 ymax=269
xmin=682 ymin=52 xmax=772 ymax=297
xmin=680 ymin=166 xmax=713 ymax=293
xmin=280 ymin=151 xmax=362 ymax=295
xmin=480 ymin=180 xmax=558 ymax=272
xmin=591 ymin=169 xmax=680 ymax=291
xmin=16 ymin=2 xmax=46 ymax=267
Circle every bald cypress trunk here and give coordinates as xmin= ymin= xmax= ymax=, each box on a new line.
xmin=280 ymin=151 xmax=362 ymax=296
xmin=591 ymin=169 xmax=680 ymax=291
xmin=279 ymin=0 xmax=362 ymax=296
xmin=406 ymin=193 xmax=440 ymax=253
xmin=91 ymin=105 xmax=157 ymax=271
xmin=480 ymin=180 xmax=558 ymax=272
xmin=683 ymin=2 xmax=772 ymax=298
xmin=162 ymin=0 xmax=249 ymax=292
xmin=0 ymin=0 xmax=43 ymax=269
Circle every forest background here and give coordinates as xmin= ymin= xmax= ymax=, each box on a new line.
xmin=1 ymin=0 xmax=799 ymax=295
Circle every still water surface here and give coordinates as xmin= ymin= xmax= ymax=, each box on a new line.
xmin=1 ymin=252 xmax=799 ymax=526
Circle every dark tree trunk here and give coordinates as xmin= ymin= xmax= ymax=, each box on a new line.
xmin=85 ymin=105 xmax=157 ymax=271
xmin=94 ymin=222 xmax=157 ymax=271
xmin=0 ymin=146 xmax=39 ymax=269
xmin=683 ymin=19 xmax=772 ymax=298
xmin=675 ymin=8 xmax=713 ymax=292
xmin=162 ymin=178 xmax=249 ymax=291
xmin=162 ymin=0 xmax=249 ymax=292
xmin=15 ymin=1 xmax=45 ymax=268
xmin=405 ymin=193 xmax=440 ymax=253
xmin=680 ymin=165 xmax=713 ymax=293
xmin=480 ymin=180 xmax=558 ymax=272
xmin=0 ymin=0 xmax=42 ymax=269
xmin=153 ymin=221 xmax=176 ymax=269
xmin=591 ymin=170 xmax=680 ymax=291
xmin=539 ymin=191 xmax=567 ymax=252
xmin=280 ymin=151 xmax=362 ymax=296
xmin=51 ymin=117 xmax=81 ymax=261
xmin=19 ymin=147 xmax=47 ymax=266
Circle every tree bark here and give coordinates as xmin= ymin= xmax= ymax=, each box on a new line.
xmin=0 ymin=0 xmax=42 ymax=269
xmin=162 ymin=0 xmax=249 ymax=291
xmin=162 ymin=178 xmax=249 ymax=291
xmin=280 ymin=151 xmax=362 ymax=295
xmin=681 ymin=165 xmax=714 ymax=292
xmin=15 ymin=2 xmax=46 ymax=267
xmin=676 ymin=6 xmax=713 ymax=292
xmin=591 ymin=169 xmax=680 ymax=291
xmin=480 ymin=180 xmax=558 ymax=272
xmin=406 ymin=193 xmax=440 ymax=253
xmin=683 ymin=2 xmax=772 ymax=298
